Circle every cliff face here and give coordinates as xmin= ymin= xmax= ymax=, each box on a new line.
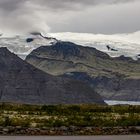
xmin=26 ymin=41 xmax=140 ymax=101
xmin=0 ymin=47 xmax=105 ymax=105
xmin=62 ymin=72 xmax=140 ymax=101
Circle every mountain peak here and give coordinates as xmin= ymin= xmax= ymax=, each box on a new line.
xmin=30 ymin=31 xmax=57 ymax=41
xmin=0 ymin=47 xmax=12 ymax=56
xmin=0 ymin=47 xmax=105 ymax=105
xmin=30 ymin=31 xmax=42 ymax=37
xmin=0 ymin=47 xmax=8 ymax=51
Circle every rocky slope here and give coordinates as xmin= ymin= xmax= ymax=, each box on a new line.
xmin=0 ymin=47 xmax=105 ymax=105
xmin=26 ymin=41 xmax=140 ymax=101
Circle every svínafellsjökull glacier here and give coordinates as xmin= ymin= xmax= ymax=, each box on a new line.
xmin=0 ymin=31 xmax=140 ymax=60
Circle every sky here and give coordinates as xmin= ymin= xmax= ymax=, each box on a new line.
xmin=0 ymin=0 xmax=140 ymax=35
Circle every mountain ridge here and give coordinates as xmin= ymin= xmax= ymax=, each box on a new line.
xmin=0 ymin=47 xmax=105 ymax=105
xmin=0 ymin=32 xmax=140 ymax=60
xmin=26 ymin=41 xmax=140 ymax=101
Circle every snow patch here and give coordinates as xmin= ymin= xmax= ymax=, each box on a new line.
xmin=50 ymin=32 xmax=140 ymax=59
xmin=0 ymin=31 xmax=140 ymax=60
xmin=0 ymin=33 xmax=57 ymax=59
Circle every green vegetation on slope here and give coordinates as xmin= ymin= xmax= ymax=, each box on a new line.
xmin=0 ymin=103 xmax=140 ymax=128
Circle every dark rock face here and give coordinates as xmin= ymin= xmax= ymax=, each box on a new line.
xmin=26 ymin=38 xmax=34 ymax=43
xmin=0 ymin=47 xmax=105 ymax=105
xmin=26 ymin=41 xmax=140 ymax=101
xmin=63 ymin=72 xmax=140 ymax=101
xmin=27 ymin=41 xmax=109 ymax=60
xmin=106 ymin=45 xmax=118 ymax=51
xmin=30 ymin=31 xmax=57 ymax=41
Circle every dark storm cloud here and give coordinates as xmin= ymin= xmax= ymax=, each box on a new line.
xmin=0 ymin=0 xmax=139 ymax=34
xmin=0 ymin=0 xmax=136 ymax=11
xmin=34 ymin=0 xmax=136 ymax=9
xmin=0 ymin=0 xmax=24 ymax=12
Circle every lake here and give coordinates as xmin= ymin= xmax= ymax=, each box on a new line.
xmin=105 ymin=100 xmax=140 ymax=105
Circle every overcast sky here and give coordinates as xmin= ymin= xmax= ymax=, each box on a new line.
xmin=0 ymin=0 xmax=140 ymax=35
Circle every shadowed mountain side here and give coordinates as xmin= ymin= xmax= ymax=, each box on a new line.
xmin=0 ymin=47 xmax=105 ymax=105
xmin=26 ymin=41 xmax=140 ymax=101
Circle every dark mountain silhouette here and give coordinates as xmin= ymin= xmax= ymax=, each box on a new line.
xmin=0 ymin=47 xmax=105 ymax=105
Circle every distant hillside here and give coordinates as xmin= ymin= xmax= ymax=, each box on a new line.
xmin=26 ymin=41 xmax=140 ymax=101
xmin=0 ymin=47 xmax=105 ymax=105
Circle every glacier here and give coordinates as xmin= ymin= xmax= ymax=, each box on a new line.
xmin=0 ymin=33 xmax=56 ymax=59
xmin=0 ymin=31 xmax=140 ymax=60
xmin=50 ymin=31 xmax=140 ymax=60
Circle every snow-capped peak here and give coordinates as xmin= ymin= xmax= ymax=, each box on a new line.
xmin=50 ymin=32 xmax=140 ymax=60
xmin=0 ymin=31 xmax=140 ymax=60
xmin=0 ymin=32 xmax=57 ymax=59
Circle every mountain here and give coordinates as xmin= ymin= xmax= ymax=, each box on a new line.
xmin=0 ymin=32 xmax=57 ymax=59
xmin=26 ymin=41 xmax=140 ymax=101
xmin=50 ymin=32 xmax=140 ymax=60
xmin=0 ymin=47 xmax=105 ymax=105
xmin=0 ymin=32 xmax=140 ymax=101
xmin=0 ymin=31 xmax=140 ymax=60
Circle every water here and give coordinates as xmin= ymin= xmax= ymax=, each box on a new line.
xmin=105 ymin=100 xmax=140 ymax=105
